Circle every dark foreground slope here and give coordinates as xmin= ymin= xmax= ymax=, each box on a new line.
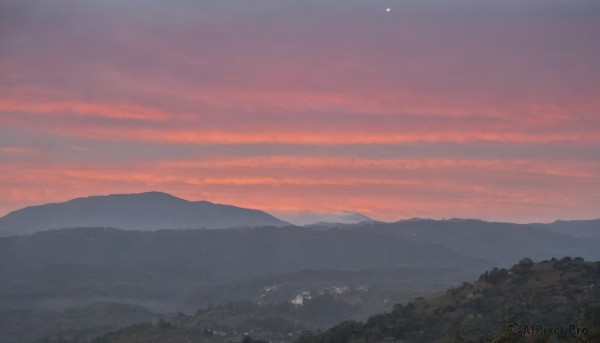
xmin=72 ymin=259 xmax=600 ymax=343
xmin=298 ymin=258 xmax=600 ymax=343
xmin=0 ymin=192 xmax=288 ymax=236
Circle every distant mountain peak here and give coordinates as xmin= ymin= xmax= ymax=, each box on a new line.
xmin=275 ymin=211 xmax=374 ymax=226
xmin=0 ymin=192 xmax=289 ymax=236
xmin=118 ymin=191 xmax=178 ymax=198
xmin=396 ymin=217 xmax=485 ymax=223
xmin=72 ymin=191 xmax=185 ymax=201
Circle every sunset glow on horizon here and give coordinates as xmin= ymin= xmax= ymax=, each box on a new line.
xmin=1 ymin=0 xmax=599 ymax=223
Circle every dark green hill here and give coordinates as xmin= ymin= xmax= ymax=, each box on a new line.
xmin=297 ymin=258 xmax=600 ymax=343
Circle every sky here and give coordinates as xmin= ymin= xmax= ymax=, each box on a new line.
xmin=1 ymin=0 xmax=599 ymax=223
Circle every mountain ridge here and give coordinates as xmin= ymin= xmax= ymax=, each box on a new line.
xmin=0 ymin=192 xmax=289 ymax=236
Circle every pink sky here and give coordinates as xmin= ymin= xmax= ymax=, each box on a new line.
xmin=1 ymin=0 xmax=599 ymax=222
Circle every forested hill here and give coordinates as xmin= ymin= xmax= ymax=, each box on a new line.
xmin=3 ymin=219 xmax=600 ymax=312
xmin=297 ymin=258 xmax=600 ymax=343
xmin=0 ymin=226 xmax=489 ymax=312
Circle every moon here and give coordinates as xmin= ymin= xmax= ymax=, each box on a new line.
xmin=386 ymin=8 xmax=392 ymax=13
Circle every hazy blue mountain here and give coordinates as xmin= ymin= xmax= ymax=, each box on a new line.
xmin=0 ymin=192 xmax=289 ymax=236
xmin=531 ymin=219 xmax=600 ymax=240
xmin=351 ymin=218 xmax=600 ymax=267
xmin=278 ymin=211 xmax=374 ymax=226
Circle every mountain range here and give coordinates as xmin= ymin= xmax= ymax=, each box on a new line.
xmin=532 ymin=219 xmax=600 ymax=240
xmin=0 ymin=193 xmax=598 ymax=342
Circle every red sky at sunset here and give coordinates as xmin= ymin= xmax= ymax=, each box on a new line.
xmin=1 ymin=0 xmax=599 ymax=223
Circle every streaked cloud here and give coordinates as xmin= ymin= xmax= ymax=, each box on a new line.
xmin=1 ymin=0 xmax=598 ymax=222
xmin=0 ymin=146 xmax=40 ymax=155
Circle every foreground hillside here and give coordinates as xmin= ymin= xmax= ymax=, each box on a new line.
xmin=51 ymin=258 xmax=600 ymax=343
xmin=299 ymin=258 xmax=600 ymax=343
